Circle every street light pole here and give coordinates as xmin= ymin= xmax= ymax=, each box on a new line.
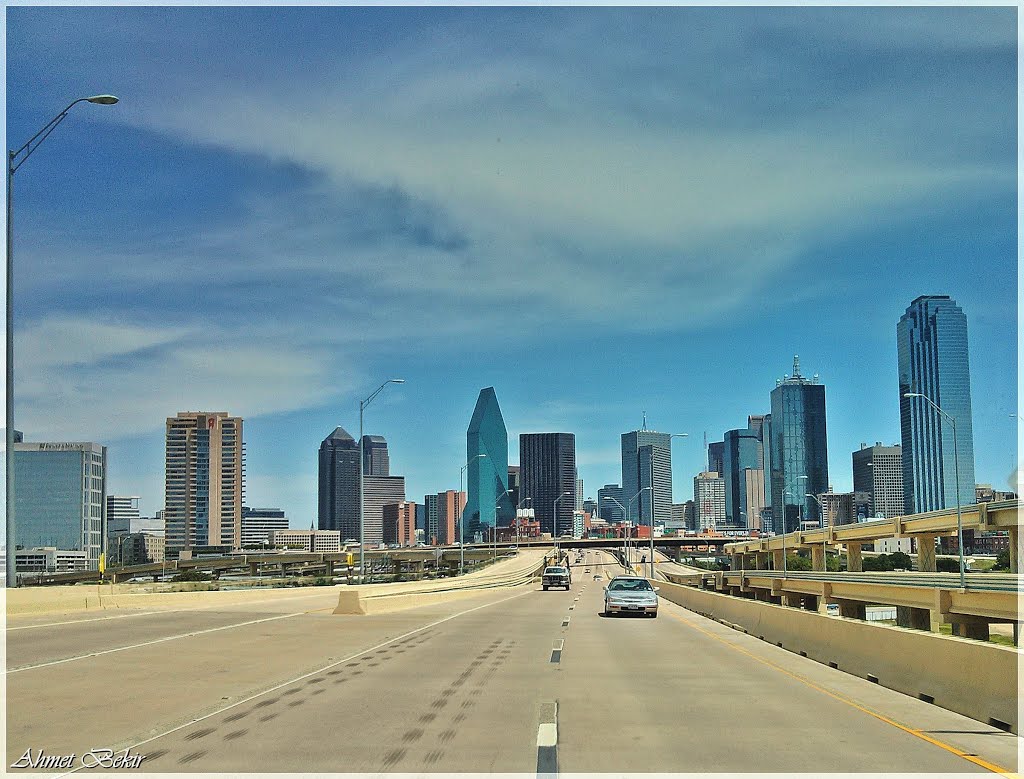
xmin=904 ymin=392 xmax=966 ymax=589
xmin=660 ymin=433 xmax=689 ymax=578
xmin=494 ymin=488 xmax=511 ymax=563
xmin=553 ymin=492 xmax=572 ymax=560
xmin=459 ymin=454 xmax=486 ymax=575
xmin=806 ymin=491 xmax=829 ymax=574
xmin=626 ymin=487 xmax=652 ymax=575
xmin=604 ymin=496 xmax=628 ymax=568
xmin=6 ymin=94 xmax=119 ymax=589
xmin=358 ymin=378 xmax=404 ymax=584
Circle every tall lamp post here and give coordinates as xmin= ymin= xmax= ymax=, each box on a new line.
xmin=805 ymin=492 xmax=829 ymax=574
xmin=459 ymin=454 xmax=487 ymax=575
xmin=904 ymin=392 xmax=966 ymax=589
xmin=626 ymin=487 xmax=652 ymax=575
xmin=604 ymin=495 xmax=629 ymax=568
xmin=553 ymin=491 xmax=572 ymax=563
xmin=493 ymin=488 xmax=511 ymax=562
xmin=358 ymin=378 xmax=404 ymax=583
xmin=6 ymin=94 xmax=119 ymax=588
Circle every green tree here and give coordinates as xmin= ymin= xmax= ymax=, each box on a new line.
xmin=935 ymin=557 xmax=960 ymax=573
xmin=993 ymin=548 xmax=1010 ymax=571
xmin=786 ymin=553 xmax=812 ymax=571
xmin=889 ymin=551 xmax=913 ymax=570
xmin=171 ymin=569 xmax=212 ymax=582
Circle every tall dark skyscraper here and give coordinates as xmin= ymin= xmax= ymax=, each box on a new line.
xmin=722 ymin=426 xmax=763 ymax=529
xmin=318 ymin=427 xmax=359 ymax=537
xmin=853 ymin=443 xmax=903 ymax=519
xmin=621 ymin=426 xmax=672 ymax=526
xmin=768 ymin=357 xmax=829 ymax=533
xmin=465 ymin=388 xmax=513 ymax=541
xmin=520 ymin=433 xmax=577 ymax=536
xmin=898 ymin=295 xmax=977 ymax=514
xmin=597 ymin=484 xmax=625 ymax=523
xmin=423 ymin=493 xmax=439 ymax=544
xmin=707 ymin=441 xmax=724 ymax=476
xmin=361 ymin=435 xmax=390 ymax=476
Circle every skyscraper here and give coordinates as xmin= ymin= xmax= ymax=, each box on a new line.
xmin=361 ymin=435 xmax=390 ymax=476
xmin=241 ymin=507 xmax=289 ymax=547
xmin=437 ymin=490 xmax=466 ymax=545
xmin=621 ymin=427 xmax=671 ymax=526
xmin=693 ymin=472 xmax=726 ymax=532
xmin=852 ymin=443 xmax=903 ymax=519
xmin=318 ymin=427 xmax=360 ymax=538
xmin=165 ymin=412 xmax=244 ymax=559
xmin=423 ymin=493 xmax=439 ymax=545
xmin=14 ymin=441 xmax=107 ymax=570
xmin=363 ymin=476 xmax=406 ymax=546
xmin=768 ymin=357 xmax=829 ymax=533
xmin=465 ymin=388 xmax=513 ymax=541
xmin=722 ymin=426 xmax=763 ymax=529
xmin=707 ymin=441 xmax=724 ymax=476
xmin=520 ymin=433 xmax=577 ymax=536
xmin=597 ymin=484 xmax=625 ymax=523
xmin=106 ymin=495 xmax=140 ymax=563
xmin=897 ymin=295 xmax=977 ymax=514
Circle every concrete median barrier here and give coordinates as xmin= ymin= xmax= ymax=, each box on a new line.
xmin=654 ymin=578 xmax=1018 ymax=733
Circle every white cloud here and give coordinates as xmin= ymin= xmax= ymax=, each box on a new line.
xmin=15 ymin=316 xmax=353 ymax=441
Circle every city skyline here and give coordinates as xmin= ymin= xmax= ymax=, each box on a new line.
xmin=6 ymin=7 xmax=1016 ymax=527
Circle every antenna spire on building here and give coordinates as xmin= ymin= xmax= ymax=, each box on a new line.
xmin=642 ymin=411 xmax=647 ymax=431
xmin=793 ymin=355 xmax=801 ymax=378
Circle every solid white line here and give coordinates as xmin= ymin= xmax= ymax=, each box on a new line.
xmin=8 ymin=611 xmax=309 ymax=673
xmin=537 ymin=722 xmax=558 ymax=747
xmin=53 ymin=585 xmax=534 ymax=777
xmin=6 ymin=590 xmax=338 ymax=632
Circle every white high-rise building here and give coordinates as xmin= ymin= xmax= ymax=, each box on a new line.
xmin=694 ymin=472 xmax=726 ymax=532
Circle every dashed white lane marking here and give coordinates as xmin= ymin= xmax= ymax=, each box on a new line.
xmin=54 ymin=587 xmax=535 ymax=777
xmin=8 ymin=611 xmax=314 ymax=673
xmin=536 ymin=701 xmax=558 ymax=775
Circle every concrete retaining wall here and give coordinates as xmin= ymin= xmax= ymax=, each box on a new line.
xmin=656 ymin=579 xmax=1018 ymax=733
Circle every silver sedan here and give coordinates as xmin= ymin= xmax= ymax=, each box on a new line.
xmin=603 ymin=576 xmax=659 ymax=618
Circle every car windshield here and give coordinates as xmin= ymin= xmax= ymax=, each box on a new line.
xmin=608 ymin=579 xmax=652 ymax=592
xmin=546 ymin=567 xmax=566 ymax=574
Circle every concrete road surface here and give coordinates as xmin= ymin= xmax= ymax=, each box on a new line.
xmin=7 ymin=550 xmax=1018 ymax=774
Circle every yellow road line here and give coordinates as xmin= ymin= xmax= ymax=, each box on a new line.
xmin=666 ymin=609 xmax=1014 ymax=775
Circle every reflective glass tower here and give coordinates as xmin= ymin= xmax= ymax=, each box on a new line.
xmin=897 ymin=296 xmax=976 ymax=513
xmin=768 ymin=357 xmax=829 ymax=533
xmin=520 ymin=433 xmax=577 ymax=535
xmin=318 ymin=427 xmax=360 ymax=538
xmin=722 ymin=426 xmax=763 ymax=529
xmin=465 ymin=388 xmax=513 ymax=541
xmin=621 ymin=426 xmax=672 ymax=525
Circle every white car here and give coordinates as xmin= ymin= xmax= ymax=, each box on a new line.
xmin=603 ymin=576 xmax=659 ymax=618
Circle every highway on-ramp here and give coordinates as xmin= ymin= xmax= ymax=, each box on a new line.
xmin=6 ymin=549 xmax=1018 ymax=774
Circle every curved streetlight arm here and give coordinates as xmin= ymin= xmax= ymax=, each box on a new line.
xmin=10 ymin=97 xmax=119 ymax=173
xmin=363 ymin=378 xmax=405 ymax=409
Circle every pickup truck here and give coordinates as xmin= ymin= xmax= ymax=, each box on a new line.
xmin=542 ymin=566 xmax=571 ymax=590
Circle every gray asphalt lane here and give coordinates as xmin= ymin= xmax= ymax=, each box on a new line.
xmin=555 ymin=565 xmax=1015 ymax=773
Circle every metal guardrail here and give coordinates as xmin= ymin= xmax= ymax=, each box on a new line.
xmin=719 ymin=570 xmax=1022 ymax=593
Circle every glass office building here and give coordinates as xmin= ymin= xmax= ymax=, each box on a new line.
xmin=318 ymin=426 xmax=361 ymax=538
xmin=768 ymin=357 xmax=829 ymax=533
xmin=722 ymin=426 xmax=763 ymax=529
xmin=520 ymin=432 xmax=577 ymax=536
xmin=897 ymin=295 xmax=976 ymax=513
xmin=621 ymin=428 xmax=672 ymax=525
xmin=465 ymin=387 xmax=513 ymax=540
xmin=14 ymin=442 xmax=106 ymax=570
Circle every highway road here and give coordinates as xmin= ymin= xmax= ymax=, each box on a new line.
xmin=6 ymin=549 xmax=1018 ymax=774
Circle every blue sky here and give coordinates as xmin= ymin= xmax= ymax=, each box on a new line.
xmin=5 ymin=6 xmax=1018 ymax=524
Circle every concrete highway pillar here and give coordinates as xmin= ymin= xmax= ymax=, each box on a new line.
xmin=249 ymin=562 xmax=259 ymax=576
xmin=951 ymin=619 xmax=990 ymax=641
xmin=325 ymin=560 xmax=335 ymax=577
xmin=811 ymin=545 xmax=825 ymax=572
xmin=896 ymin=606 xmax=931 ymax=631
xmin=731 ymin=554 xmax=744 ymax=570
xmin=1010 ymin=528 xmax=1019 ymax=574
xmin=755 ymin=552 xmax=769 ymax=570
xmin=836 ymin=599 xmax=866 ymax=620
xmin=771 ymin=549 xmax=785 ymax=571
xmin=846 ymin=542 xmax=863 ymax=572
xmin=917 ymin=535 xmax=937 ymax=572
xmin=783 ymin=593 xmax=802 ymax=608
